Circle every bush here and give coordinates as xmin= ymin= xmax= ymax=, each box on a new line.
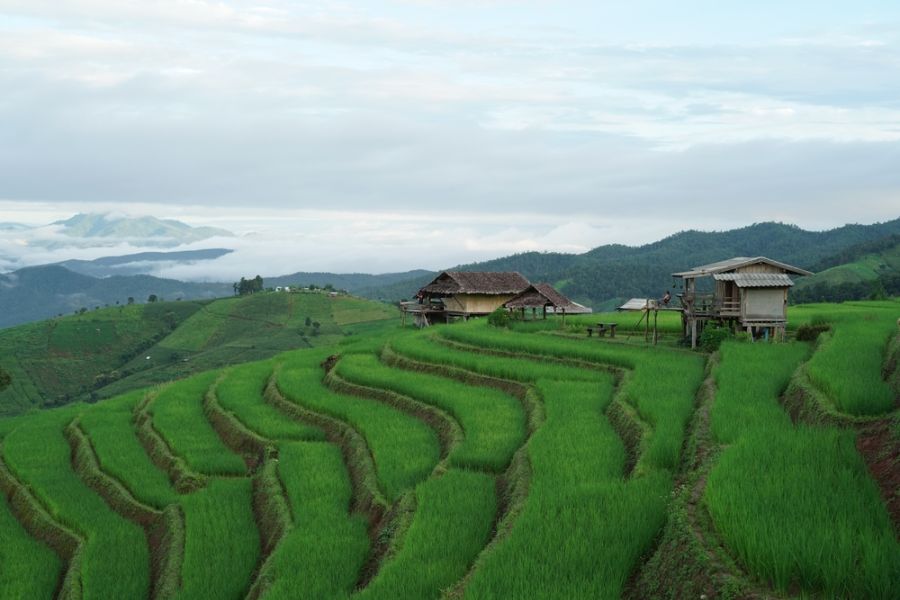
xmin=487 ymin=308 xmax=511 ymax=328
xmin=699 ymin=323 xmax=732 ymax=352
xmin=796 ymin=322 xmax=830 ymax=342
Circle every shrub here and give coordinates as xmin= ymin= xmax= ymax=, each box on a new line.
xmin=796 ymin=322 xmax=830 ymax=342
xmin=699 ymin=323 xmax=731 ymax=352
xmin=487 ymin=308 xmax=511 ymax=328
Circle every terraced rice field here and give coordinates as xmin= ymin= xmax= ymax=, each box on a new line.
xmin=0 ymin=299 xmax=897 ymax=599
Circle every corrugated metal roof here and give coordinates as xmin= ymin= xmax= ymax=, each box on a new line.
xmin=673 ymin=256 xmax=813 ymax=278
xmin=618 ymin=298 xmax=657 ymax=311
xmin=713 ymin=273 xmax=795 ymax=287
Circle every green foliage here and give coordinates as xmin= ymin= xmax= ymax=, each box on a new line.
xmin=698 ymin=322 xmax=732 ymax=352
xmin=261 ymin=442 xmax=369 ymax=599
xmin=234 ymin=275 xmax=264 ymax=296
xmin=487 ymin=307 xmax=511 ymax=328
xmin=359 ymin=469 xmax=496 ymax=599
xmin=150 ymin=372 xmax=247 ymax=476
xmin=176 ymin=478 xmax=260 ymax=600
xmin=216 ymin=360 xmax=324 ymax=442
xmin=3 ymin=409 xmax=150 ymax=599
xmin=79 ymin=391 xmax=177 ymax=509
xmin=795 ymin=322 xmax=830 ymax=342
xmin=797 ymin=302 xmax=897 ymax=415
xmin=277 ymin=359 xmax=440 ymax=501
xmin=0 ymin=492 xmax=62 ymax=598
xmin=0 ymin=366 xmax=10 ymax=392
xmin=706 ymin=341 xmax=899 ymax=597
xmin=336 ymin=353 xmax=526 ymax=472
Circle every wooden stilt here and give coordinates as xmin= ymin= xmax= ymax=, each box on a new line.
xmin=653 ymin=309 xmax=659 ymax=345
xmin=691 ymin=319 xmax=697 ymax=349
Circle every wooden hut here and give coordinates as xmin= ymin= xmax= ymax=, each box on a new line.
xmin=673 ymin=256 xmax=813 ymax=347
xmin=503 ymin=283 xmax=590 ymax=322
xmin=401 ymin=271 xmax=530 ymax=325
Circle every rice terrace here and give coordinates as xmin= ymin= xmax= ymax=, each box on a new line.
xmin=0 ymin=274 xmax=897 ymax=599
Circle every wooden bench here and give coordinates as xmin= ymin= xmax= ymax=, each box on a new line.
xmin=587 ymin=322 xmax=618 ymax=338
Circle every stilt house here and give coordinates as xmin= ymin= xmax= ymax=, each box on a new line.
xmin=673 ymin=256 xmax=813 ymax=347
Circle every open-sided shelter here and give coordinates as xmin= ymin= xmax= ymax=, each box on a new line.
xmin=503 ymin=283 xmax=591 ymax=322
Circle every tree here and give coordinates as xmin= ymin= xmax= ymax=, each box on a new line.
xmin=305 ymin=316 xmax=312 ymax=327
xmin=234 ymin=275 xmax=265 ymax=296
xmin=0 ymin=366 xmax=11 ymax=392
xmin=127 ymin=297 xmax=135 ymax=305
xmin=148 ymin=294 xmax=158 ymax=303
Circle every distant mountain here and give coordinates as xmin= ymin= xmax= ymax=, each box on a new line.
xmin=52 ymin=213 xmax=233 ymax=246
xmin=363 ymin=219 xmax=900 ymax=308
xmin=0 ymin=265 xmax=232 ymax=328
xmin=57 ymin=248 xmax=234 ymax=278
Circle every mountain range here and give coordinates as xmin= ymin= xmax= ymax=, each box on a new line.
xmin=1 ymin=219 xmax=898 ymax=328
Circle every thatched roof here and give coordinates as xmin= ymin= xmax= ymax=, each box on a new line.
xmin=504 ymin=283 xmax=579 ymax=310
xmin=673 ymin=256 xmax=813 ymax=278
xmin=420 ymin=271 xmax=530 ymax=296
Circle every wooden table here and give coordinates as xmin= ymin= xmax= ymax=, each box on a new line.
xmin=587 ymin=322 xmax=618 ymax=338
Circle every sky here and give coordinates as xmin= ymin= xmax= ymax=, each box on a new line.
xmin=1 ymin=1 xmax=899 ymax=275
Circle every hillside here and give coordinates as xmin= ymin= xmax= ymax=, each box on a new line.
xmin=0 ymin=291 xmax=397 ymax=415
xmin=3 ymin=219 xmax=899 ymax=329
xmin=359 ymin=219 xmax=900 ymax=307
xmin=0 ymin=300 xmax=895 ymax=599
xmin=792 ymin=235 xmax=900 ymax=303
xmin=0 ymin=265 xmax=233 ymax=328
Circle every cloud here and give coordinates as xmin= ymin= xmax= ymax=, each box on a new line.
xmin=0 ymin=0 xmax=898 ymax=272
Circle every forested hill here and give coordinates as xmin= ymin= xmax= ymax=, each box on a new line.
xmin=362 ymin=219 xmax=900 ymax=308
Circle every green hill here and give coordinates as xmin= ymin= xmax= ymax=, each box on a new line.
xmin=792 ymin=235 xmax=900 ymax=303
xmin=0 ymin=300 xmax=895 ymax=599
xmin=0 ymin=291 xmax=397 ymax=416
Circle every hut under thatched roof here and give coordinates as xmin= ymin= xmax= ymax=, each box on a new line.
xmin=504 ymin=282 xmax=591 ymax=321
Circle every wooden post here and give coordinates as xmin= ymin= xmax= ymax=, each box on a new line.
xmin=645 ymin=308 xmax=650 ymax=342
xmin=542 ymin=306 xmax=547 ymax=320
xmin=653 ymin=309 xmax=659 ymax=345
xmin=691 ymin=319 xmax=697 ymax=349
xmin=562 ymin=308 xmax=566 ymax=327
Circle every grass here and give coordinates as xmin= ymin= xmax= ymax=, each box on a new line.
xmin=0 ymin=301 xmax=203 ymax=415
xmin=705 ymin=341 xmax=900 ymax=597
xmin=0 ymin=491 xmax=62 ymax=599
xmin=433 ymin=323 xmax=706 ymax=471
xmin=79 ymin=390 xmax=178 ymax=509
xmin=276 ymin=360 xmax=440 ymax=501
xmin=358 ymin=469 xmax=496 ymax=600
xmin=261 ymin=441 xmax=370 ymax=600
xmin=335 ymin=353 xmax=526 ymax=472
xmin=789 ymin=300 xmax=897 ymax=415
xmin=464 ymin=379 xmax=671 ymax=599
xmin=330 ymin=296 xmax=398 ymax=326
xmin=3 ymin=408 xmax=151 ymax=599
xmin=150 ymin=371 xmax=247 ymax=476
xmin=215 ymin=360 xmax=325 ymax=442
xmin=176 ymin=477 xmax=260 ymax=600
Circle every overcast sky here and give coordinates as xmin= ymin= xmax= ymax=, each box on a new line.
xmin=1 ymin=1 xmax=899 ymax=274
